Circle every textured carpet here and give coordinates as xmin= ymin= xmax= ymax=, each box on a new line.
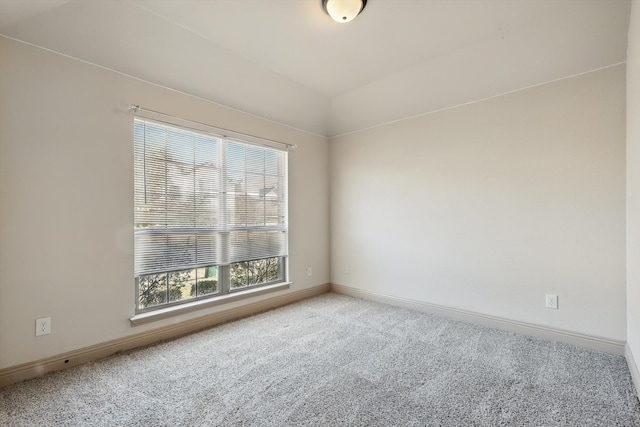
xmin=1 ymin=293 xmax=639 ymax=426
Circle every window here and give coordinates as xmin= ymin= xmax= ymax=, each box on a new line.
xmin=134 ymin=118 xmax=288 ymax=313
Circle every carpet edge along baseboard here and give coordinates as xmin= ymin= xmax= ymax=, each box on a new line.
xmin=0 ymin=283 xmax=330 ymax=389
xmin=331 ymin=283 xmax=626 ymax=356
xmin=625 ymin=344 xmax=640 ymax=398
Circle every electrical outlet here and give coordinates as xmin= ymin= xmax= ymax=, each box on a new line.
xmin=307 ymin=267 xmax=312 ymax=276
xmin=345 ymin=266 xmax=350 ymax=274
xmin=35 ymin=317 xmax=51 ymax=336
xmin=545 ymin=294 xmax=558 ymax=309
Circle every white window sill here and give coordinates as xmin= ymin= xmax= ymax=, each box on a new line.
xmin=130 ymin=282 xmax=291 ymax=326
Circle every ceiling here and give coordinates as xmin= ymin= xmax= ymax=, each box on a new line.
xmin=0 ymin=0 xmax=632 ymax=137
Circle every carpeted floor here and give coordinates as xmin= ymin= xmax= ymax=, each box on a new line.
xmin=1 ymin=292 xmax=639 ymax=426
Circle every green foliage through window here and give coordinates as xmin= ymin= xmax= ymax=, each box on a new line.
xmin=137 ymin=258 xmax=281 ymax=309
xmin=231 ymin=257 xmax=280 ymax=289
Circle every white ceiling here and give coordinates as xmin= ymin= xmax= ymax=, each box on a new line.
xmin=0 ymin=0 xmax=632 ymax=137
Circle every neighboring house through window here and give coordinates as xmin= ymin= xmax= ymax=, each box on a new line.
xmin=133 ymin=118 xmax=288 ymax=313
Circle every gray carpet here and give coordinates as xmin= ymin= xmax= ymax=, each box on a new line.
xmin=1 ymin=293 xmax=639 ymax=426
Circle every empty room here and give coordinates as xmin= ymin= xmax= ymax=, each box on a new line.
xmin=1 ymin=0 xmax=640 ymax=425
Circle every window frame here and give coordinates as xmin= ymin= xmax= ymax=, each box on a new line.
xmin=132 ymin=115 xmax=290 ymax=318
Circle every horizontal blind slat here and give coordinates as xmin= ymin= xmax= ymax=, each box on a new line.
xmin=134 ymin=118 xmax=288 ymax=277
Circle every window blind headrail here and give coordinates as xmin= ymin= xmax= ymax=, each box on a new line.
xmin=130 ymin=105 xmax=296 ymax=152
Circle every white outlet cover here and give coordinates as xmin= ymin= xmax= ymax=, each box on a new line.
xmin=36 ymin=317 xmax=51 ymax=336
xmin=545 ymin=294 xmax=558 ymax=309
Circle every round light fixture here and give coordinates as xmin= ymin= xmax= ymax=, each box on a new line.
xmin=322 ymin=0 xmax=367 ymax=23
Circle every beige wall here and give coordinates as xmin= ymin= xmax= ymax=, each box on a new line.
xmin=627 ymin=0 xmax=640 ymax=365
xmin=331 ymin=64 xmax=626 ymax=340
xmin=0 ymin=37 xmax=330 ymax=369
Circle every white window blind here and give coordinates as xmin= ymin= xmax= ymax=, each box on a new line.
xmin=134 ymin=118 xmax=288 ymax=277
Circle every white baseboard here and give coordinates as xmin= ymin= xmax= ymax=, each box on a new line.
xmin=625 ymin=343 xmax=640 ymax=397
xmin=331 ymin=284 xmax=625 ymax=356
xmin=0 ymin=283 xmax=330 ymax=388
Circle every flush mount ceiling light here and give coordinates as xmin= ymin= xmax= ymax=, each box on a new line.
xmin=322 ymin=0 xmax=367 ymax=23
